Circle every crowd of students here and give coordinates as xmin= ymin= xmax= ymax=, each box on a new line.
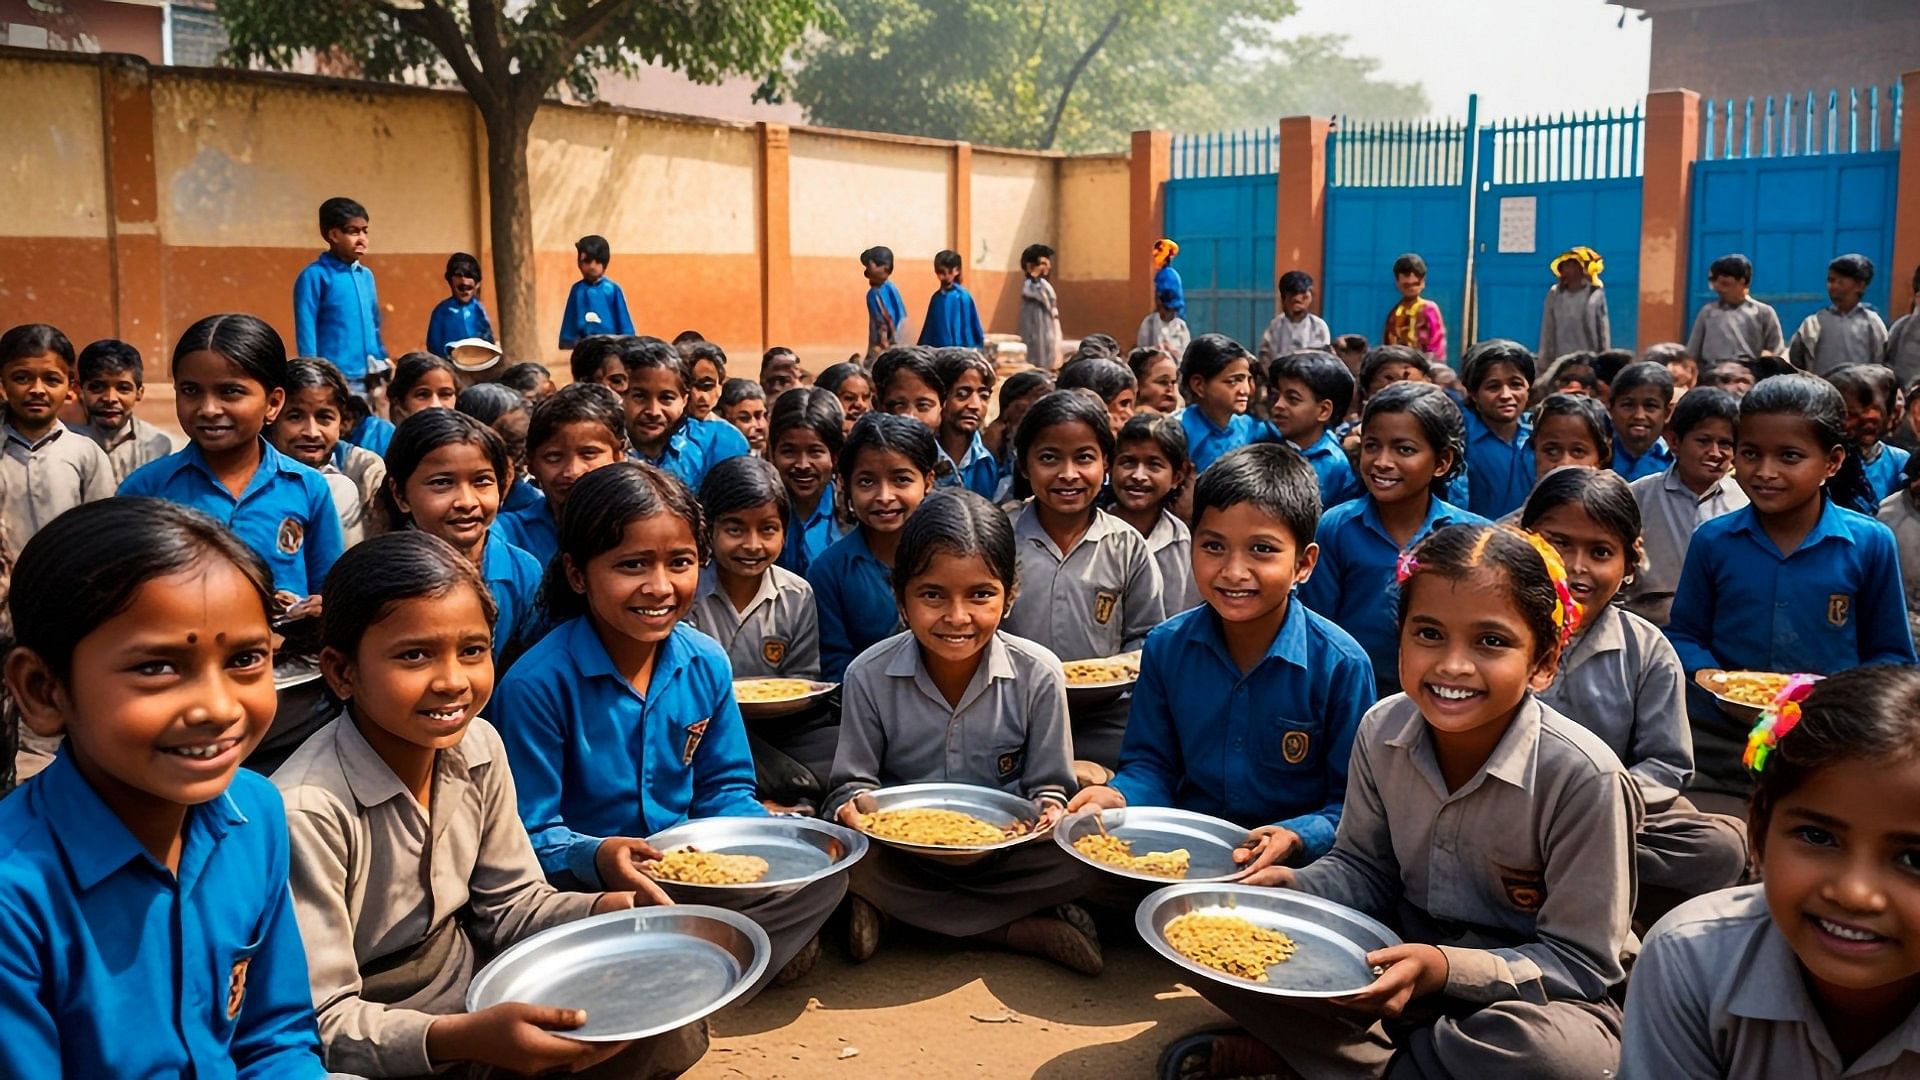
xmin=1 ymin=198 xmax=1920 ymax=1078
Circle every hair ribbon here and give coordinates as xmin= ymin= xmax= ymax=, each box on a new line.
xmin=1743 ymin=674 xmax=1820 ymax=773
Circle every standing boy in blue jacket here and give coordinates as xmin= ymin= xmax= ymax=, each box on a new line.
xmin=558 ymin=234 xmax=635 ymax=348
xmin=918 ymin=250 xmax=986 ymax=349
xmin=425 ymin=251 xmax=494 ymax=357
xmin=293 ymin=197 xmax=386 ymax=392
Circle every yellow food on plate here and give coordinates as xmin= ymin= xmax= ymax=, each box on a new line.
xmin=1165 ymin=913 xmax=1298 ymax=982
xmin=1711 ymin=671 xmax=1792 ymax=707
xmin=859 ymin=808 xmax=1019 ymax=847
xmin=643 ymin=848 xmax=771 ymax=885
xmin=1063 ymin=653 xmax=1142 ymax=687
xmin=735 ymin=678 xmax=820 ymax=704
xmin=1073 ymin=834 xmax=1191 ymax=878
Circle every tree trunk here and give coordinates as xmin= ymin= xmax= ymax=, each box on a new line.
xmin=481 ymin=100 xmax=542 ymax=363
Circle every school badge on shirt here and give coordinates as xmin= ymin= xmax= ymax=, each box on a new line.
xmin=1092 ymin=590 xmax=1118 ymax=625
xmin=1829 ymin=594 xmax=1851 ymax=627
xmin=682 ymin=719 xmax=710 ymax=764
xmin=997 ymin=750 xmax=1023 ymax=777
xmin=226 ymin=956 xmax=251 ymax=1020
xmin=1495 ymin=866 xmax=1547 ymax=913
xmin=276 ymin=517 xmax=305 ymax=555
xmin=762 ymin=639 xmax=787 ymax=666
xmin=1281 ymin=730 xmax=1310 ymax=765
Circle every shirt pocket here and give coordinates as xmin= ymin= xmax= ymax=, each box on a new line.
xmin=211 ymin=925 xmax=268 ymax=1037
xmin=1256 ymin=716 xmax=1320 ymax=772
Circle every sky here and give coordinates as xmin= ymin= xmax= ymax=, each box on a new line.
xmin=1285 ymin=0 xmax=1652 ymax=122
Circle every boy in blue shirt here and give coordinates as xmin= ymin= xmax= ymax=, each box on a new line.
xmin=1264 ymin=350 xmax=1361 ymax=507
xmin=862 ymin=245 xmax=909 ymax=357
xmin=1458 ymin=337 xmax=1536 ymax=518
xmin=1609 ymin=360 xmax=1677 ymax=480
xmin=424 ymin=251 xmax=494 ymax=357
xmin=930 ymin=346 xmax=1000 ymax=498
xmin=1070 ymin=443 xmax=1374 ymax=869
xmin=918 ymin=249 xmax=986 ymax=349
xmin=293 ymin=196 xmax=386 ymax=392
xmin=558 ymin=234 xmax=635 ymax=348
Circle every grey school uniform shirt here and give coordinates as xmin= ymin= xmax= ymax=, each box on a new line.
xmin=1878 ymin=489 xmax=1920 ymax=643
xmin=826 ymin=630 xmax=1073 ymax=816
xmin=74 ymin=415 xmax=175 ymax=486
xmin=1144 ymin=509 xmax=1199 ymax=615
xmin=686 ymin=563 xmax=821 ymax=679
xmin=1004 ymin=503 xmax=1166 ymax=660
xmin=274 ymin=715 xmax=598 ymax=1077
xmin=1789 ymin=304 xmax=1889 ymax=377
xmin=1538 ymin=284 xmax=1610 ymax=361
xmin=1292 ymin=694 xmax=1641 ymax=1005
xmin=1686 ymin=296 xmax=1785 ymax=363
xmin=1621 ymin=884 xmax=1920 ymax=1078
xmin=1536 ymin=603 xmax=1691 ymax=808
xmin=1886 ymin=311 xmax=1920 ymax=386
xmin=1622 ymin=466 xmax=1749 ymax=626
xmin=1257 ymin=312 xmax=1332 ymax=363
xmin=0 ymin=419 xmax=116 ymax=549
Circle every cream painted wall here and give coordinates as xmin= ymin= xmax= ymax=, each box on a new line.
xmin=0 ymin=58 xmax=107 ymax=239
xmin=971 ymin=151 xmax=1056 ymax=273
xmin=788 ymin=131 xmax=950 ymax=259
xmin=1056 ymin=154 xmax=1130 ymax=283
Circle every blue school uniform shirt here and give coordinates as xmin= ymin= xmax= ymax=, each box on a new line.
xmin=806 ymin=527 xmax=899 ymax=682
xmin=502 ymin=475 xmax=543 ymax=515
xmin=558 ymin=276 xmax=635 ymax=347
xmin=496 ymin=496 xmax=558 ymax=569
xmin=1666 ymin=501 xmax=1916 ymax=678
xmin=121 ymin=439 xmax=345 ymax=596
xmin=937 ymin=431 xmax=1001 ymax=499
xmin=1298 ymin=494 xmax=1489 ymax=695
xmin=1180 ymin=405 xmax=1263 ymax=474
xmin=424 ymin=296 xmax=494 ymax=358
xmin=1613 ymin=437 xmax=1674 ymax=483
xmin=1463 ymin=410 xmax=1534 ymax=519
xmin=777 ymin=482 xmax=846 ymax=577
xmin=484 ymin=530 xmax=544 ymax=663
xmin=1111 ymin=601 xmax=1374 ymax=859
xmin=918 ymin=284 xmax=986 ymax=349
xmin=685 ymin=414 xmax=751 ymax=464
xmin=1154 ymin=264 xmax=1187 ymax=318
xmin=343 ymin=414 xmax=394 ymax=461
xmin=0 ymin=755 xmax=325 ymax=1078
xmin=867 ymin=281 xmax=910 ymax=344
xmin=1287 ymin=427 xmax=1362 ymax=508
xmin=495 ymin=617 xmax=764 ymax=886
xmin=293 ymin=252 xmax=385 ymax=386
xmin=1864 ymin=443 xmax=1913 ymax=502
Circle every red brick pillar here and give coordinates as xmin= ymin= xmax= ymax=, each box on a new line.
xmin=759 ymin=122 xmax=792 ymax=351
xmin=1130 ymin=130 xmax=1171 ymax=312
xmin=1276 ymin=116 xmax=1332 ymax=312
xmin=1638 ymin=89 xmax=1701 ymax=351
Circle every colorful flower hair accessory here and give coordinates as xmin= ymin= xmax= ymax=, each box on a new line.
xmin=1394 ymin=550 xmax=1419 ymax=583
xmin=1515 ymin=530 xmax=1583 ymax=647
xmin=1743 ymin=674 xmax=1820 ymax=774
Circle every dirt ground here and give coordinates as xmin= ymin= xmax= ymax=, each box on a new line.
xmin=691 ymin=927 xmax=1227 ymax=1079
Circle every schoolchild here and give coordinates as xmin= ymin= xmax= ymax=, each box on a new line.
xmin=1667 ymin=374 xmax=1917 ymax=797
xmin=1458 ymin=338 xmax=1537 ymax=519
xmin=275 ymin=532 xmax=701 ymax=1078
xmin=618 ymin=336 xmax=747 ymax=493
xmin=1300 ymin=382 xmax=1488 ymax=696
xmin=1788 ymin=253 xmax=1889 ymax=376
xmin=493 ymin=383 xmax=625 ymax=569
xmin=294 ymin=196 xmax=386 ymax=390
xmin=1538 ymin=246 xmax=1611 ymax=361
xmin=456 ymin=382 xmax=540 ymax=515
xmin=1610 ymin=361 xmax=1677 ymax=480
xmin=1829 ymin=363 xmax=1911 ymax=502
xmin=424 ymin=251 xmax=494 ymax=359
xmin=768 ymin=388 xmax=848 ymax=577
xmin=815 ymin=361 xmax=874 ymax=435
xmin=873 ymin=344 xmax=944 ymax=431
xmin=1644 ymin=341 xmax=1697 ymax=398
xmin=1140 ymin=239 xmax=1192 ymax=357
xmin=1072 ymin=444 xmax=1373 ymax=870
xmin=930 ymin=346 xmax=1002 ymax=498
xmin=557 ymin=234 xmax=634 ymax=349
xmin=1522 ymin=468 xmax=1748 ymax=919
xmin=1128 ymin=345 xmax=1181 ymax=416
xmin=1266 ymin=349 xmax=1361 ymax=507
xmin=121 ymin=313 xmax=344 ymax=603
xmin=1686 ymin=253 xmax=1785 ymax=363
xmin=1622 ymin=388 xmax=1748 ymax=626
xmin=1178 ymin=333 xmax=1263 ymax=473
xmin=569 ymin=334 xmax=629 ymax=396
xmin=861 ymin=246 xmax=910 ymax=356
xmin=495 ymin=463 xmax=845 ymax=987
xmin=760 ymin=346 xmax=806 ymax=399
xmin=1257 ymin=269 xmax=1332 ymax=364
xmin=342 ymin=391 xmax=397 ymax=461
xmin=1621 ymin=665 xmax=1920 ymax=1078
xmin=984 ymin=370 xmax=1054 ymax=501
xmin=828 ymin=490 xmax=1099 ymax=973
xmin=388 ymin=352 xmax=460 ymax=423
xmin=1057 ymin=356 xmax=1138 ymax=437
xmin=717 ymin=377 xmax=770 ymax=455
xmin=0 ymin=499 xmax=326 ymax=1076
xmin=383 ymin=409 xmax=543 ymax=666
xmin=1004 ymin=391 xmax=1167 ymax=767
xmin=1886 ymin=263 xmax=1920 ymax=385
xmin=678 ymin=342 xmax=726 ymax=422
xmin=498 ymin=361 xmax=556 ymax=404
xmin=917 ymin=249 xmax=986 ymax=349
xmin=1381 ymin=252 xmax=1447 ymax=364
xmin=1530 ymin=392 xmax=1614 ymax=477
xmin=0 ymin=323 xmax=115 ymax=548
xmin=1019 ymin=243 xmax=1062 ymax=370
xmin=1879 ymin=455 xmax=1920 ymax=644
xmin=272 ymin=358 xmax=387 ymax=547
xmin=807 ymin=413 xmax=936 ymax=682
xmin=72 ymin=337 xmax=175 ymax=484
xmin=688 ymin=456 xmax=821 ymax=682
xmin=1107 ymin=412 xmax=1198 ymax=615
xmin=1166 ymin=524 xmax=1639 ymax=1080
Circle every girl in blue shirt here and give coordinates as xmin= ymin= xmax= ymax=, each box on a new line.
xmin=120 ymin=313 xmax=344 ymax=605
xmin=382 ymin=409 xmax=543 ymax=667
xmin=770 ymin=387 xmax=847 ymax=575
xmin=1299 ymin=382 xmax=1488 ymax=695
xmin=0 ymin=499 xmax=324 ymax=1077
xmin=1459 ymin=338 xmax=1537 ymax=519
xmin=1177 ymin=334 xmax=1262 ymax=472
xmin=387 ymin=352 xmax=459 ymax=423
xmin=495 ymin=383 xmax=626 ymax=568
xmin=495 ymin=463 xmax=845 ymax=988
xmin=807 ymin=413 xmax=937 ymax=681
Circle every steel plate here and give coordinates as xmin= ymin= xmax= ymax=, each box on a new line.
xmin=643 ymin=816 xmax=867 ymax=895
xmin=1137 ymin=883 xmax=1402 ymax=998
xmin=855 ymin=782 xmax=1047 ymax=864
xmin=1055 ymin=807 xmax=1251 ymax=883
xmin=734 ymin=679 xmax=837 ymax=720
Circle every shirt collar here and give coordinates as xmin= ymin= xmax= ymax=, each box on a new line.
xmin=1359 ymin=491 xmax=1456 ymax=548
xmin=88 ymin=417 xmax=138 ymax=452
xmin=331 ymin=710 xmax=491 ymax=810
xmin=800 ymin=482 xmax=836 ymax=529
xmin=1728 ymin=912 xmax=1920 ymax=1068
xmin=1014 ymin=501 xmax=1122 ymax=560
xmin=481 ymin=530 xmax=520 ymax=585
xmin=696 ymin=562 xmax=778 ymax=619
xmin=565 ymin=614 xmax=689 ymax=699
xmin=1183 ymin=405 xmax=1233 ymax=439
xmin=882 ymin=629 xmax=1018 ymax=710
xmin=1661 ymin=465 xmax=1729 ymax=505
xmin=1560 ymin=602 xmax=1626 ymax=668
xmin=1725 ymin=500 xmax=1856 ymax=554
xmin=1196 ymin=598 xmax=1310 ymax=674
xmin=3 ymin=418 xmax=68 ymax=452
xmin=181 ymin=437 xmax=303 ymax=498
xmin=631 ymin=429 xmax=691 ymax=466
xmin=1382 ymin=693 xmax=1543 ymax=796
xmin=319 ymin=251 xmax=364 ymax=273
xmin=37 ymin=751 xmax=247 ymax=892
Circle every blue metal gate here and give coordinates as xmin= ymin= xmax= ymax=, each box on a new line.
xmin=1473 ymin=107 xmax=1644 ymax=354
xmin=1324 ymin=101 xmax=1477 ymax=366
xmin=1163 ymin=130 xmax=1277 ymax=349
xmin=1687 ymin=86 xmax=1904 ymax=341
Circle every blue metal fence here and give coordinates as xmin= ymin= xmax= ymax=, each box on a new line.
xmin=1474 ymin=106 xmax=1644 ymax=353
xmin=1164 ymin=129 xmax=1279 ymax=346
xmin=1688 ymin=84 xmax=1904 ymax=341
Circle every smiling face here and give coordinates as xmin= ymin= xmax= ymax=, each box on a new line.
xmin=1268 ymin=375 xmax=1333 ymax=444
xmin=80 ymin=367 xmax=142 ymax=434
xmin=1759 ymin=753 xmax=1920 ymax=1007
xmin=393 ymin=367 xmax=458 ymax=422
xmin=941 ymin=369 xmax=990 ymax=439
xmin=834 ymin=374 xmax=874 ymax=431
xmin=884 ymin=372 xmax=943 ymax=431
xmin=1192 ymin=502 xmax=1316 ymax=631
xmin=1112 ymin=438 xmax=1179 ymax=516
xmin=447 ymin=270 xmax=479 ymax=303
xmin=1023 ymin=419 xmax=1106 ymax=518
xmin=1190 ymin=359 xmax=1253 ymax=420
xmin=1611 ymin=384 xmax=1672 ymax=456
xmin=772 ymin=426 xmax=833 ymax=503
xmin=725 ymin=397 xmax=769 ymax=453
xmin=1359 ymin=410 xmax=1449 ymax=507
xmin=1282 ymin=289 xmax=1314 ymax=318
xmin=847 ymin=446 xmax=931 ymax=534
xmin=1827 ymin=271 xmax=1866 ymax=311
xmin=1137 ymin=355 xmax=1180 ymax=414
xmin=1532 ymin=413 xmax=1604 ymax=472
xmin=1531 ymin=502 xmax=1636 ymax=612
xmin=687 ymin=358 xmax=722 ymax=421
xmin=712 ymin=502 xmax=785 ymax=583
xmin=324 ymin=585 xmax=495 ymax=754
xmin=3 ymin=353 xmax=73 ymax=438
xmin=1470 ymin=361 xmax=1530 ymax=429
xmin=16 ymin=561 xmax=276 ymax=811
xmin=624 ymin=366 xmax=686 ymax=457
xmin=1674 ymin=417 xmax=1736 ymax=493
xmin=568 ymin=513 xmax=702 ymax=648
xmin=1842 ymin=391 xmax=1888 ymax=451
xmin=1395 ymin=271 xmax=1425 ymax=300
xmin=1399 ymin=568 xmax=1556 ymax=738
xmin=528 ymin=421 xmax=621 ymax=514
xmin=270 ymin=386 xmax=344 ymax=469
xmin=394 ymin=441 xmax=501 ymax=562
xmin=173 ymin=349 xmax=283 ymax=456
xmin=1735 ymin=413 xmax=1844 ymax=516
xmin=901 ymin=550 xmax=1009 ymax=667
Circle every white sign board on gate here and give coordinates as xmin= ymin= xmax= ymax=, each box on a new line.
xmin=1497 ymin=196 xmax=1537 ymax=254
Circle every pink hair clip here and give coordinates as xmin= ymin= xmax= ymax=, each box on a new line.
xmin=1395 ymin=550 xmax=1419 ymax=583
xmin=1742 ymin=674 xmax=1820 ymax=773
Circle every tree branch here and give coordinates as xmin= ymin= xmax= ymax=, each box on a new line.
xmin=469 ymin=0 xmax=511 ymax=85
xmin=372 ymin=0 xmax=498 ymax=112
xmin=1037 ymin=7 xmax=1122 ymax=150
